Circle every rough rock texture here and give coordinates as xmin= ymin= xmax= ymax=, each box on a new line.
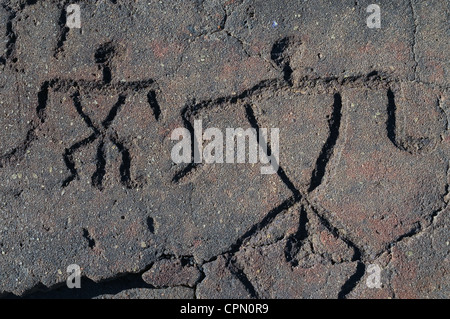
xmin=142 ymin=258 xmax=202 ymax=288
xmin=313 ymin=87 xmax=447 ymax=256
xmin=0 ymin=0 xmax=448 ymax=299
xmin=196 ymin=255 xmax=253 ymax=299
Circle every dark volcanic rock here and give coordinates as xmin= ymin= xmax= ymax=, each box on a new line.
xmin=142 ymin=258 xmax=202 ymax=288
xmin=0 ymin=0 xmax=448 ymax=299
xmin=312 ymin=87 xmax=448 ymax=257
xmin=196 ymin=255 xmax=253 ymax=299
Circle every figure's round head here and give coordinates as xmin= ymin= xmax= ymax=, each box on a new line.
xmin=270 ymin=36 xmax=304 ymax=86
xmin=95 ymin=42 xmax=116 ymax=65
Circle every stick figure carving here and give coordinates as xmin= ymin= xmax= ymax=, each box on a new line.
xmin=38 ymin=42 xmax=161 ymax=190
xmin=171 ymin=36 xmax=448 ymax=265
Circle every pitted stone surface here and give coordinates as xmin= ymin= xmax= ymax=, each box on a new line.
xmin=313 ymin=88 xmax=448 ymax=256
xmin=0 ymin=0 xmax=448 ymax=299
